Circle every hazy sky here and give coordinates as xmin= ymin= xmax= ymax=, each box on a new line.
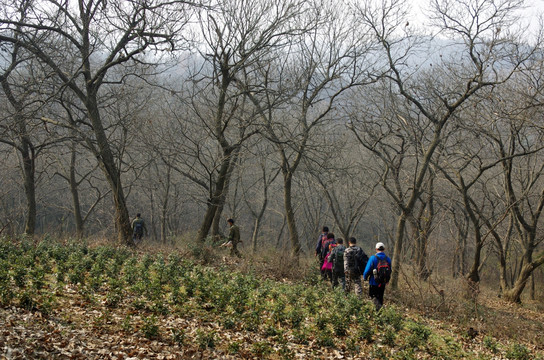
xmin=408 ymin=0 xmax=544 ymax=39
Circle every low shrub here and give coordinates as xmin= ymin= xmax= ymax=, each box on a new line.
xmin=195 ymin=329 xmax=216 ymax=350
xmin=483 ymin=335 xmax=499 ymax=354
xmin=251 ymin=341 xmax=273 ymax=357
xmin=405 ymin=321 xmax=432 ymax=348
xmin=171 ymin=328 xmax=185 ymax=345
xmin=506 ymin=343 xmax=531 ymax=360
xmin=141 ymin=315 xmax=160 ymax=339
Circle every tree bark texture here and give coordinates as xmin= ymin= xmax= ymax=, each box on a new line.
xmin=283 ymin=170 xmax=301 ymax=256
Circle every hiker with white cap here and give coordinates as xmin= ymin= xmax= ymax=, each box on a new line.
xmin=363 ymin=242 xmax=392 ymax=311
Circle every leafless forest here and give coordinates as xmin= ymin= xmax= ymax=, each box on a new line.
xmin=1 ymin=0 xmax=544 ymax=303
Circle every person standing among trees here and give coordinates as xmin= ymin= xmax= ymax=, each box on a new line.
xmin=343 ymin=237 xmax=368 ymax=296
xmin=315 ymin=226 xmax=329 ymax=278
xmin=131 ymin=213 xmax=148 ymax=243
xmin=364 ymin=242 xmax=392 ymax=311
xmin=224 ymin=218 xmax=241 ymax=258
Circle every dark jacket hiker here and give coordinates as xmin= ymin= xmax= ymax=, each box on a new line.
xmin=329 ymin=238 xmax=346 ymax=290
xmin=131 ymin=213 xmax=147 ymax=242
xmin=344 ymin=244 xmax=368 ymax=276
xmin=343 ymin=237 xmax=367 ymax=296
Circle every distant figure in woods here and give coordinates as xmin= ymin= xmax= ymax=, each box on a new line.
xmin=131 ymin=213 xmax=148 ymax=243
xmin=221 ymin=218 xmax=242 ymax=258
xmin=364 ymin=242 xmax=392 ymax=311
xmin=329 ymin=238 xmax=346 ymax=290
xmin=315 ymin=226 xmax=329 ymax=278
xmin=344 ymin=237 xmax=368 ymax=296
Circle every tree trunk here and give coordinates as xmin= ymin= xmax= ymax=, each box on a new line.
xmin=1 ymin=77 xmax=37 ymax=236
xmin=149 ymin=189 xmax=158 ymax=241
xmin=283 ymin=170 xmax=301 ymax=256
xmin=251 ymin=217 xmax=261 ymax=253
xmin=160 ymin=165 xmax=171 ymax=244
xmin=87 ymin=97 xmax=132 ymax=245
xmin=22 ymin=142 xmax=36 ymax=236
xmin=211 ymin=150 xmax=239 ymax=237
xmin=503 ymin=264 xmax=533 ymax=303
xmin=196 ymin=148 xmax=234 ymax=243
xmin=460 ymin=233 xmax=467 ymax=276
xmin=251 ymin=197 xmax=268 ymax=253
xmin=530 ymin=273 xmax=535 ymax=300
xmin=416 ymin=236 xmax=430 ymax=281
xmin=466 ymin=238 xmax=483 ymax=283
xmin=389 ymin=212 xmax=407 ymax=289
xmin=69 ymin=145 xmax=84 ymax=239
xmin=275 ymin=213 xmax=287 ymax=248
xmin=503 ymin=253 xmax=544 ymax=303
xmin=497 ymin=245 xmax=509 ymax=295
xmin=452 ymin=225 xmax=467 ymax=278
xmin=212 ymin=202 xmax=225 ymax=237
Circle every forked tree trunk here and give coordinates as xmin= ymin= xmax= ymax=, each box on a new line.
xmin=503 ymin=264 xmax=533 ymax=303
xmin=503 ymin=255 xmax=544 ymax=303
xmin=196 ymin=149 xmax=234 ymax=243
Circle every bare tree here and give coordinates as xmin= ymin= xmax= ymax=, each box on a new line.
xmin=306 ymin=130 xmax=378 ymax=242
xmin=247 ymin=1 xmax=376 ymax=256
xmin=0 ymin=3 xmax=66 ymax=235
xmin=490 ymin=78 xmax=544 ymax=303
xmin=0 ymin=0 xmax=194 ymax=244
xmin=239 ymin=141 xmax=281 ymax=252
xmin=350 ymin=0 xmax=536 ymax=289
xmin=155 ymin=0 xmax=308 ymax=244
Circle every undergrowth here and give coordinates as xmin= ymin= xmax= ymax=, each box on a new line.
xmin=0 ymin=236 xmax=542 ymax=359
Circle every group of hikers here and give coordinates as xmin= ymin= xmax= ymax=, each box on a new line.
xmin=131 ymin=215 xmax=390 ymax=310
xmin=316 ymin=226 xmax=392 ymax=311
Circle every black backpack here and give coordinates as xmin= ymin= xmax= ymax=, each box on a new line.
xmin=331 ymin=246 xmax=345 ymax=272
xmin=345 ymin=247 xmax=365 ymax=273
xmin=357 ymin=250 xmax=369 ymax=275
xmin=375 ymin=257 xmax=391 ymax=284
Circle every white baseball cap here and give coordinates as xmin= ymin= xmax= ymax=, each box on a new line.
xmin=375 ymin=242 xmax=385 ymax=250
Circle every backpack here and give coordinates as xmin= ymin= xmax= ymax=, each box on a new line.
xmin=375 ymin=257 xmax=391 ymax=284
xmin=318 ymin=234 xmax=327 ymax=256
xmin=331 ymin=246 xmax=345 ymax=273
xmin=134 ymin=220 xmax=143 ymax=234
xmin=357 ymin=250 xmax=369 ymax=275
xmin=345 ymin=246 xmax=363 ymax=273
xmin=321 ymin=238 xmax=334 ymax=258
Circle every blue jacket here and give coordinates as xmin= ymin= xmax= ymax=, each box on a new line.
xmin=363 ymin=252 xmax=391 ymax=286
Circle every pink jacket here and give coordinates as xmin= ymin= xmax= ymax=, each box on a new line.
xmin=322 ymin=253 xmax=333 ymax=271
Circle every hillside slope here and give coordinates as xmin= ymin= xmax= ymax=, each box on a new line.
xmin=0 ymin=239 xmax=542 ymax=359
